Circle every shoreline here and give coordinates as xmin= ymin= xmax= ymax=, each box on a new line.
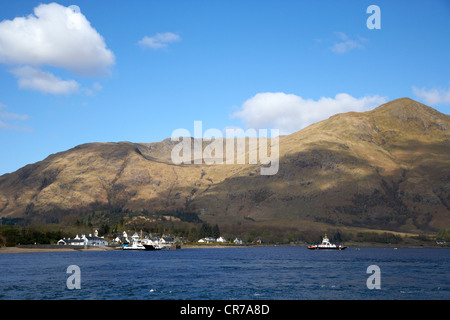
xmin=0 ymin=245 xmax=118 ymax=254
xmin=1 ymin=242 xmax=447 ymax=254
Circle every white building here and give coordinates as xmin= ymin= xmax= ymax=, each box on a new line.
xmin=160 ymin=236 xmax=174 ymax=244
xmin=86 ymin=234 xmax=108 ymax=246
xmin=57 ymin=234 xmax=86 ymax=246
xmin=57 ymin=233 xmax=108 ymax=246
xmin=112 ymin=231 xmax=129 ymax=244
xmin=132 ymin=232 xmax=140 ymax=242
xmin=198 ymin=237 xmax=216 ymax=243
xmin=216 ymin=236 xmax=227 ymax=243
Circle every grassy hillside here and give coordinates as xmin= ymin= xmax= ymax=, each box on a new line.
xmin=0 ymin=98 xmax=448 ymax=239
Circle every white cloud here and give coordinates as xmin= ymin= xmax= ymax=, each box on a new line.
xmin=331 ymin=32 xmax=365 ymax=54
xmin=0 ymin=3 xmax=114 ymax=94
xmin=0 ymin=103 xmax=28 ymax=121
xmin=11 ymin=66 xmax=80 ymax=95
xmin=0 ymin=103 xmax=30 ymax=131
xmin=138 ymin=32 xmax=181 ymax=50
xmin=82 ymin=81 xmax=103 ymax=96
xmin=0 ymin=120 xmax=14 ymax=130
xmin=412 ymin=86 xmax=450 ymax=106
xmin=232 ymin=92 xmax=387 ymax=135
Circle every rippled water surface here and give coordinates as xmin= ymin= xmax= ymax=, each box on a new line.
xmin=0 ymin=246 xmax=448 ymax=300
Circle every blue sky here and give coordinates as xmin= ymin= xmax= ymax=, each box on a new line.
xmin=0 ymin=0 xmax=449 ymax=175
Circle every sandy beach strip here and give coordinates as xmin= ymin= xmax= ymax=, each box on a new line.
xmin=0 ymin=246 xmax=118 ymax=254
xmin=0 ymin=244 xmax=250 ymax=253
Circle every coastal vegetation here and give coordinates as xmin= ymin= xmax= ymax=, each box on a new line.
xmin=0 ymin=225 xmax=69 ymax=247
xmin=436 ymin=229 xmax=450 ymax=242
xmin=0 ymin=98 xmax=449 ymax=238
xmin=0 ymin=218 xmax=443 ymax=247
xmin=0 ymin=100 xmax=448 ymax=248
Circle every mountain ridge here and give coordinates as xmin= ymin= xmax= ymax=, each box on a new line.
xmin=0 ymin=97 xmax=449 ymax=234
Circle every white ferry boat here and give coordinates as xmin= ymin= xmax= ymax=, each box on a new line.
xmin=307 ymin=235 xmax=347 ymax=250
xmin=141 ymin=238 xmax=163 ymax=250
xmin=122 ymin=241 xmax=146 ymax=250
xmin=122 ymin=238 xmax=163 ymax=251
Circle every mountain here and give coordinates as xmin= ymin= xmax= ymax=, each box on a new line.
xmin=0 ymin=98 xmax=449 ymax=234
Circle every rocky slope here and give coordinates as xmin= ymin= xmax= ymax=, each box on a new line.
xmin=0 ymin=98 xmax=449 ymax=233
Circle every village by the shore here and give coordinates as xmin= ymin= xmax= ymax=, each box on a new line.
xmin=0 ymin=229 xmax=248 ymax=254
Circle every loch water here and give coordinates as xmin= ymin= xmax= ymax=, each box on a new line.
xmin=0 ymin=246 xmax=448 ymax=300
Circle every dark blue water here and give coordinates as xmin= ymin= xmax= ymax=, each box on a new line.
xmin=0 ymin=247 xmax=448 ymax=300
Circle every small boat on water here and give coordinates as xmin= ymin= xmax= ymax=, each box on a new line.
xmin=122 ymin=241 xmax=146 ymax=250
xmin=307 ymin=235 xmax=347 ymax=250
xmin=122 ymin=240 xmax=162 ymax=251
xmin=141 ymin=238 xmax=163 ymax=250
xmin=121 ymin=231 xmax=179 ymax=251
xmin=143 ymin=244 xmax=162 ymax=250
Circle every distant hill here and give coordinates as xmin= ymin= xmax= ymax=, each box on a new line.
xmin=0 ymin=98 xmax=449 ymax=234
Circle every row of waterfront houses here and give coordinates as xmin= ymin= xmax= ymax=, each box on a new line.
xmin=198 ymin=237 xmax=244 ymax=245
xmin=57 ymin=230 xmax=176 ymax=247
xmin=57 ymin=230 xmax=249 ymax=247
xmin=110 ymin=231 xmax=175 ymax=246
xmin=57 ymin=232 xmax=108 ymax=246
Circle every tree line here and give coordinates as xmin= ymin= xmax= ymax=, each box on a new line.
xmin=1 ymin=219 xmax=444 ymax=247
xmin=0 ymin=226 xmax=68 ymax=246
